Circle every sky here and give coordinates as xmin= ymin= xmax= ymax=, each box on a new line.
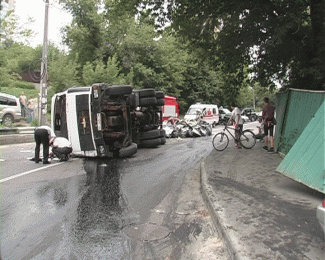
xmin=15 ymin=0 xmax=72 ymax=48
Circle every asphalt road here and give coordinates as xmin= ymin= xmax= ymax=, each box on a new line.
xmin=0 ymin=129 xmax=230 ymax=260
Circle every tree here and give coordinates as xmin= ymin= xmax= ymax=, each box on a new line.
xmin=0 ymin=9 xmax=35 ymax=47
xmin=82 ymin=55 xmax=127 ymax=85
xmin=47 ymin=49 xmax=80 ymax=93
xmin=59 ymin=0 xmax=231 ymax=109
xmin=112 ymin=0 xmax=324 ymax=91
xmin=60 ymin=0 xmax=105 ymax=68
xmin=176 ymin=0 xmax=325 ymax=90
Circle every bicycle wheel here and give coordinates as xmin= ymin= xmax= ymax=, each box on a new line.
xmin=239 ymin=130 xmax=256 ymax=149
xmin=212 ymin=133 xmax=229 ymax=151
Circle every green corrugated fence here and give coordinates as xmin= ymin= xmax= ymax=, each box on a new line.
xmin=276 ymin=100 xmax=325 ymax=193
xmin=275 ymin=88 xmax=325 ymax=155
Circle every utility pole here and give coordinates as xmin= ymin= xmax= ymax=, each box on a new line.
xmin=39 ymin=0 xmax=49 ymax=125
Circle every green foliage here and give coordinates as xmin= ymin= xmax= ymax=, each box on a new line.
xmin=136 ymin=0 xmax=324 ymax=91
xmin=60 ymin=0 xmax=106 ymax=68
xmin=82 ymin=55 xmax=127 ymax=85
xmin=236 ymin=83 xmax=277 ymax=109
xmin=47 ymin=47 xmax=80 ymax=93
xmin=30 ymin=118 xmax=39 ymax=127
xmin=14 ymin=82 xmax=35 ymax=90
xmin=0 ymin=86 xmax=39 ymax=99
xmin=0 ymin=10 xmax=36 ymax=46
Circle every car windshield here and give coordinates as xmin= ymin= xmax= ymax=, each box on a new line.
xmin=186 ymin=108 xmax=202 ymax=115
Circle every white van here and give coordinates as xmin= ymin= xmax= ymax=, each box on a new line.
xmin=184 ymin=103 xmax=219 ymax=126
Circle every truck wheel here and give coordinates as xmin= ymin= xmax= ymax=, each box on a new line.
xmin=160 ymin=137 xmax=166 ymax=144
xmin=135 ymin=89 xmax=156 ymax=98
xmin=104 ymin=85 xmax=133 ymax=95
xmin=140 ymin=129 xmax=161 ymax=140
xmin=160 ymin=129 xmax=166 ymax=137
xmin=156 ymin=98 xmax=165 ymax=106
xmin=2 ymin=114 xmax=13 ymax=127
xmin=119 ymin=142 xmax=137 ymax=158
xmin=140 ymin=138 xmax=162 ymax=148
xmin=156 ymin=91 xmax=164 ymax=99
xmin=139 ymin=97 xmax=157 ymax=106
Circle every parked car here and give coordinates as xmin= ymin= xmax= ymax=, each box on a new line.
xmin=0 ymin=93 xmax=22 ymax=127
xmin=241 ymin=107 xmax=259 ymax=121
xmin=316 ymin=199 xmax=325 ymax=234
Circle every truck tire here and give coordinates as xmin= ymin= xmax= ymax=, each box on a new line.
xmin=156 ymin=98 xmax=165 ymax=106
xmin=155 ymin=91 xmax=164 ymax=99
xmin=104 ymin=85 xmax=133 ymax=96
xmin=160 ymin=129 xmax=166 ymax=137
xmin=140 ymin=129 xmax=161 ymax=140
xmin=140 ymin=138 xmax=162 ymax=148
xmin=135 ymin=89 xmax=156 ymax=98
xmin=119 ymin=142 xmax=137 ymax=157
xmin=160 ymin=137 xmax=166 ymax=144
xmin=139 ymin=97 xmax=157 ymax=106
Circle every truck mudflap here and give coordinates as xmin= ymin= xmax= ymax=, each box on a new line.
xmin=118 ymin=142 xmax=137 ymax=158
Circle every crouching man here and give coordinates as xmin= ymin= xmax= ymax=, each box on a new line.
xmin=50 ymin=137 xmax=72 ymax=161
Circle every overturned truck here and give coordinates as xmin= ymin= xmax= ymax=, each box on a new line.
xmin=51 ymin=83 xmax=166 ymax=158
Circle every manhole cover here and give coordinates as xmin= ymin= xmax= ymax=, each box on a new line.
xmin=123 ymin=223 xmax=170 ymax=241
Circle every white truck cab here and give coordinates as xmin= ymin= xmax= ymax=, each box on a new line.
xmin=184 ymin=103 xmax=219 ymax=126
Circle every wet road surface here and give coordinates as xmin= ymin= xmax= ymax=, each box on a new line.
xmin=0 ymin=131 xmax=230 ymax=259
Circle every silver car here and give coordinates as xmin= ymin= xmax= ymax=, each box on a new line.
xmin=0 ymin=93 xmax=22 ymax=127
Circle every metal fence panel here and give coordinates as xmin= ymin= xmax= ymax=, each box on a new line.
xmin=275 ymin=89 xmax=325 ymax=155
xmin=276 ymin=101 xmax=325 ymax=193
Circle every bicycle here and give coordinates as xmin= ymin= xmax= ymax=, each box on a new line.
xmin=212 ymin=123 xmax=256 ymax=151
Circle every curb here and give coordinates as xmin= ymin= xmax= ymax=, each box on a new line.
xmin=200 ymin=161 xmax=244 ymax=260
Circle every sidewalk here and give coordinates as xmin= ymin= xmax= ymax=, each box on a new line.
xmin=201 ymin=141 xmax=324 ymax=260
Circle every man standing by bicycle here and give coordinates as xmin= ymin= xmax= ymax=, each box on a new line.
xmin=229 ymin=103 xmax=244 ymax=149
xmin=262 ymin=97 xmax=276 ymax=152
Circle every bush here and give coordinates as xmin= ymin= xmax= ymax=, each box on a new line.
xmin=30 ymin=118 xmax=39 ymax=126
xmin=0 ymin=86 xmax=39 ymax=99
xmin=15 ymin=82 xmax=35 ymax=89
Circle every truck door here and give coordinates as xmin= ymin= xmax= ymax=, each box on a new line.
xmin=76 ymin=94 xmax=95 ymax=151
xmin=53 ymin=94 xmax=68 ymax=138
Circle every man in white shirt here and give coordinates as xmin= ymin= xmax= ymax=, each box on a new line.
xmin=229 ymin=103 xmax=244 ymax=149
xmin=50 ymin=137 xmax=72 ymax=161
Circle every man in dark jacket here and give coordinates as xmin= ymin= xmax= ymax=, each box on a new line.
xmin=262 ymin=97 xmax=276 ymax=152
